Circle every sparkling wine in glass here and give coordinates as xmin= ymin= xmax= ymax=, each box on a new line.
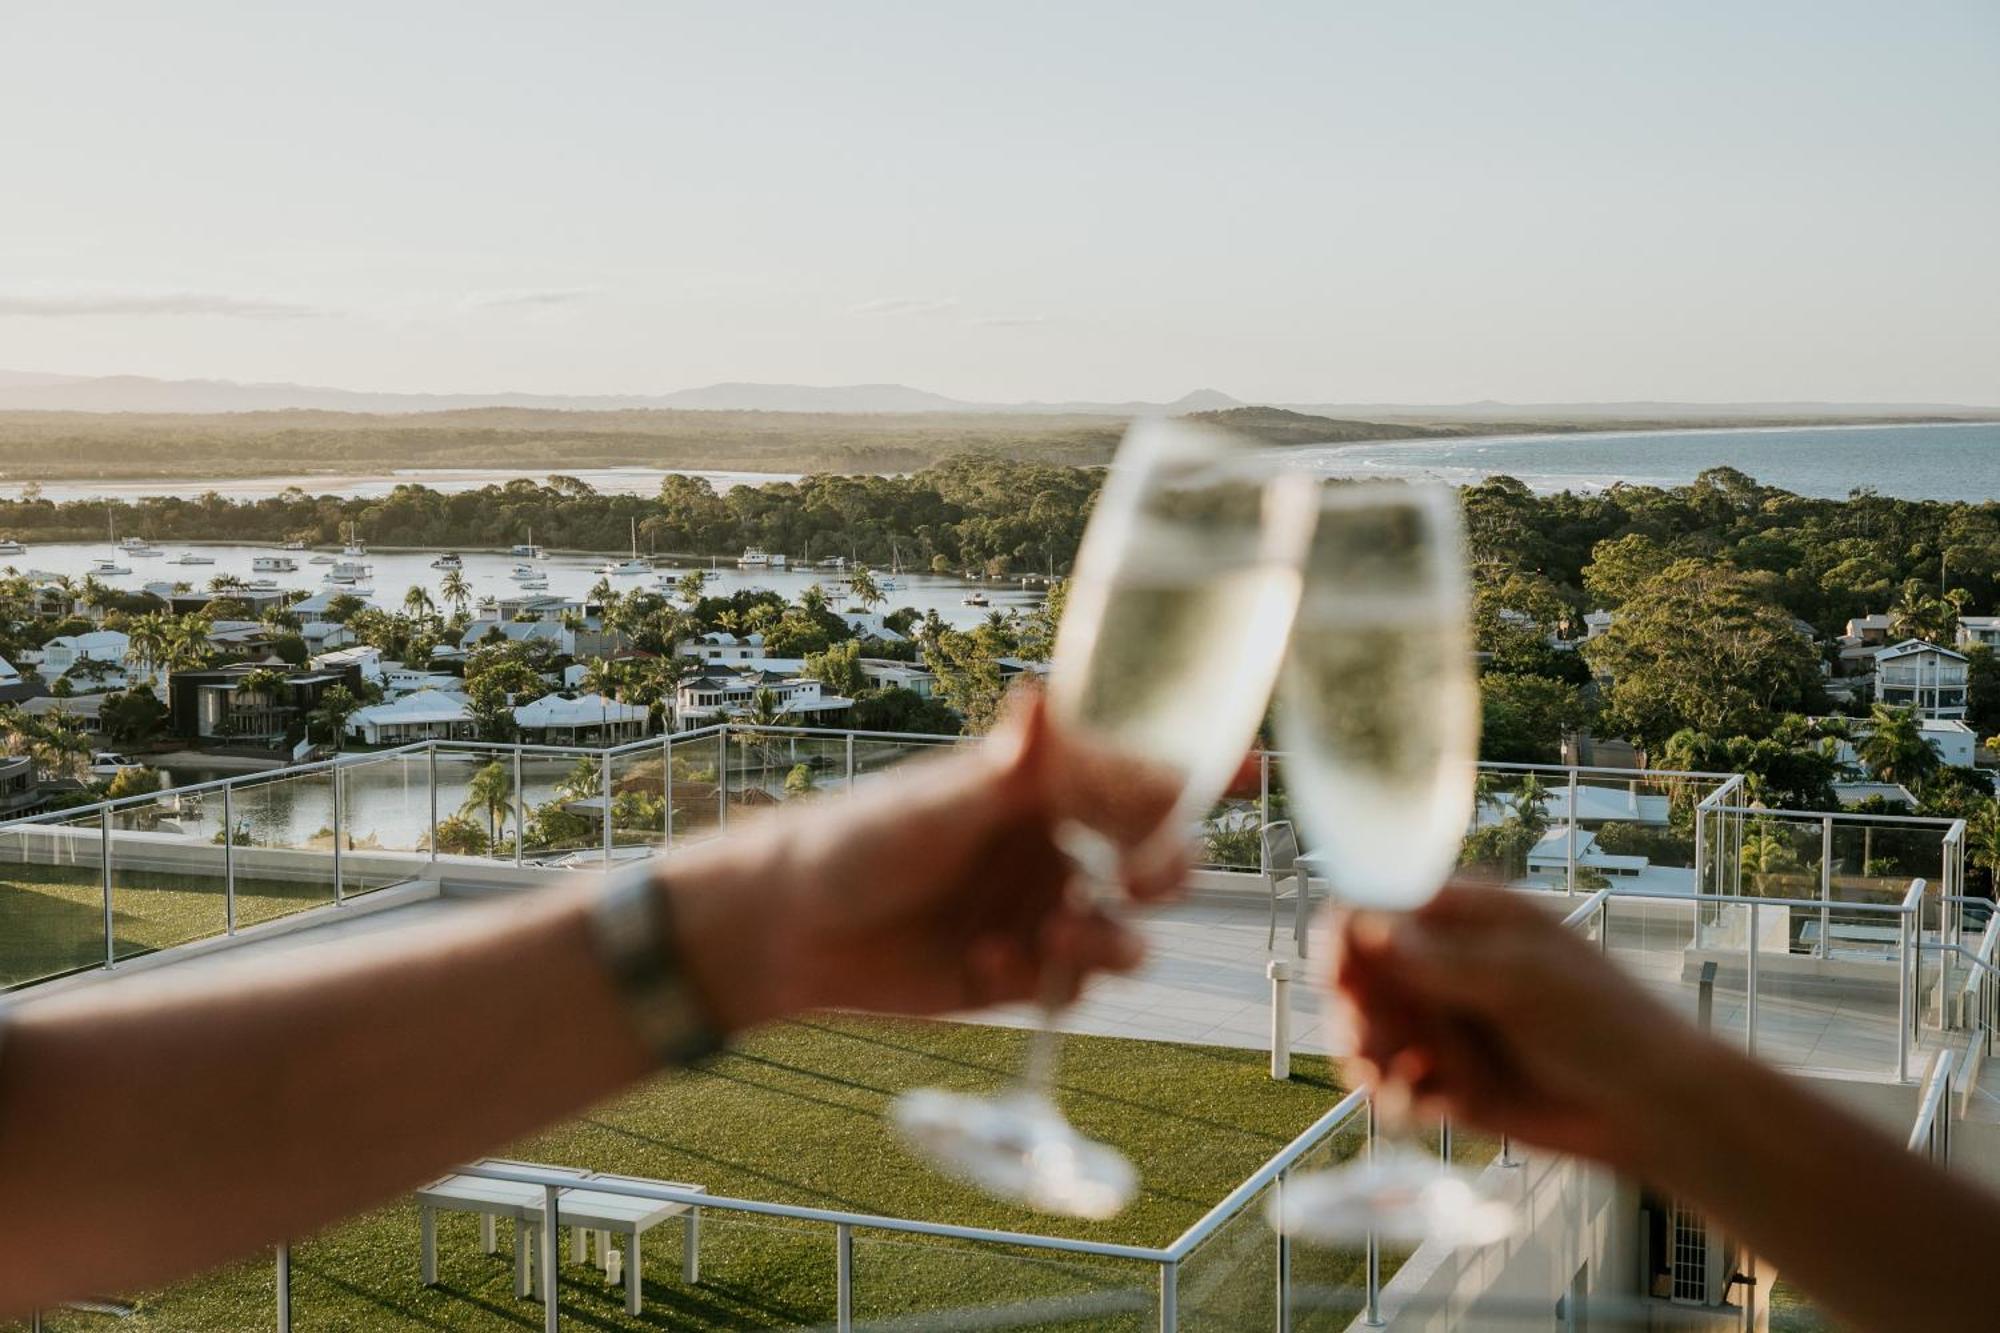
xmin=893 ymin=418 xmax=1316 ymax=1219
xmin=1265 ymin=480 xmax=1516 ymax=1249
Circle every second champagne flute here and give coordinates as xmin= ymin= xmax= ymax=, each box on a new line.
xmin=892 ymin=417 xmax=1316 ymax=1218
xmin=1265 ymin=479 xmax=1515 ymax=1249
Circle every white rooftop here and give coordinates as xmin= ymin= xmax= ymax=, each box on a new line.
xmin=513 ymin=691 xmax=648 ymax=728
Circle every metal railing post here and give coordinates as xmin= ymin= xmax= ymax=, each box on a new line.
xmin=663 ymin=734 xmax=674 ymax=848
xmin=1159 ymin=1260 xmax=1179 ymax=1331
xmin=1746 ymin=902 xmax=1760 ymax=1058
xmin=223 ymin=782 xmax=236 ymax=935
xmin=331 ymin=762 xmax=344 ymax=905
xmin=1439 ymin=1116 xmax=1453 ymax=1165
xmin=1364 ymin=1099 xmax=1384 ymax=1327
xmin=101 ymin=806 xmax=114 ymax=969
xmin=513 ymin=748 xmax=525 ymax=868
xmin=276 ymin=1243 xmax=292 ymax=1332
xmin=601 ymin=750 xmax=614 ymax=867
xmin=427 ymin=744 xmax=439 ymax=864
xmin=1565 ymin=767 xmax=1579 ymax=894
xmin=1819 ymin=815 xmax=1833 ymax=960
xmin=718 ymin=729 xmax=729 ymax=832
xmin=1259 ymin=750 xmax=1271 ymax=876
xmin=836 ymin=1222 xmax=854 ymax=1332
xmin=1899 ymin=907 xmax=1914 ymax=1082
xmin=845 ymin=731 xmax=855 ymax=791
xmin=1274 ymin=1169 xmax=1292 ymax=1333
xmin=541 ymin=1183 xmax=560 ymax=1333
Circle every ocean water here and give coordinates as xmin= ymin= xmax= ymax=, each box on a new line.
xmin=1291 ymin=421 xmax=2000 ymax=502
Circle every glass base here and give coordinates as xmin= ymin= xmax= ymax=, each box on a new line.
xmin=891 ymin=1087 xmax=1138 ymax=1220
xmin=1269 ymin=1143 xmax=1518 ymax=1248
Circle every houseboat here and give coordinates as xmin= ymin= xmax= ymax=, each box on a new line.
xmin=431 ymin=553 xmax=462 ymax=570
xmin=510 ymin=528 xmax=546 ymax=560
xmin=252 ymin=555 xmax=298 ymax=574
xmin=738 ymin=547 xmax=787 ymax=569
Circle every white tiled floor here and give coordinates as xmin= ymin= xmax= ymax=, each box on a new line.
xmin=112 ymin=882 xmax=1972 ymax=1089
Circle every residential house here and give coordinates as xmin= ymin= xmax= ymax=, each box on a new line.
xmin=1873 ymin=639 xmax=1968 ymax=720
xmin=0 ymin=654 xmax=29 ymax=704
xmin=38 ymin=630 xmax=129 ymax=680
xmin=1957 ymin=615 xmax=2000 ymax=651
xmin=379 ymin=661 xmax=461 ymax=697
xmin=1581 ymin=610 xmax=1614 ymax=640
xmin=1822 ymin=715 xmax=1979 ymax=770
xmin=1836 ymin=613 xmax=1896 ymax=676
xmin=289 ymin=588 xmax=370 ymax=625
xmin=165 ymin=663 xmax=362 ymax=743
xmin=675 ymin=631 xmax=769 ymax=663
xmin=859 ymin=659 xmax=937 ymax=697
xmin=673 ymin=668 xmax=853 ymax=729
xmin=345 ymin=688 xmax=475 ymax=745
xmin=0 ymin=755 xmax=41 ymax=817
xmin=311 ymin=645 xmax=386 ymax=686
xmin=458 ymin=619 xmax=573 ymax=655
xmin=513 ymin=691 xmax=651 ymax=744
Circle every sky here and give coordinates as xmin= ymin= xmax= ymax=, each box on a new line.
xmin=1 ymin=1 xmax=1995 ymax=405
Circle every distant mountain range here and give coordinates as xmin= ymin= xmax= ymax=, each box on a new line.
xmin=0 ymin=370 xmax=1245 ymax=416
xmin=0 ymin=369 xmax=1990 ymax=419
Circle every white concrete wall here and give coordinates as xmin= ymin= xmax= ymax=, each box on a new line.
xmin=1364 ymin=1148 xmax=1640 ymax=1330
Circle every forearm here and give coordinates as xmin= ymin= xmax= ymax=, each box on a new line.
xmin=1639 ymin=1042 xmax=1995 ymax=1332
xmin=0 ymin=847 xmax=779 ymax=1311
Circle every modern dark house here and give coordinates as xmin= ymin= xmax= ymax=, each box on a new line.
xmin=165 ymin=663 xmax=362 ymax=744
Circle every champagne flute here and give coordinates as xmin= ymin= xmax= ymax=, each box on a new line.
xmin=893 ymin=418 xmax=1317 ymax=1219
xmin=1265 ymin=480 xmax=1517 ymax=1248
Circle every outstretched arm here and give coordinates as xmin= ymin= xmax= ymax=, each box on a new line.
xmin=1331 ymin=884 xmax=1997 ymax=1333
xmin=0 ymin=697 xmax=1164 ymax=1314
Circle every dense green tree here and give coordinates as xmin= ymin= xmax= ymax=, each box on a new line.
xmin=1856 ymin=704 xmax=1940 ymax=788
xmin=1478 ymin=673 xmax=1593 ymax=765
xmin=1586 ymin=559 xmax=1823 ymax=748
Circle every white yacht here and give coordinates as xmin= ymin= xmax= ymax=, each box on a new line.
xmin=0 ymin=538 xmax=25 ymax=556
xmin=510 ymin=528 xmax=546 ymax=560
xmin=516 ymin=576 xmax=550 ymax=590
xmin=602 ymin=517 xmax=650 ymax=575
xmin=244 ymin=578 xmax=282 ymax=591
xmin=340 ymin=522 xmax=366 ymax=558
xmin=509 ymin=564 xmax=543 ymax=581
xmin=739 ymin=547 xmax=787 ymax=569
xmin=431 ymin=553 xmax=462 ymax=570
xmin=118 ymin=536 xmax=163 ymax=557
xmin=170 ymin=552 xmax=216 ymax=566
xmin=328 ymin=558 xmax=371 ymax=586
xmin=282 ymin=539 xmax=307 ymax=551
xmin=252 ymin=555 xmax=298 ymax=574
xmin=962 ymin=591 xmax=990 ymax=607
xmin=89 ymin=559 xmax=130 ymax=576
xmin=309 ymin=553 xmax=336 ymax=565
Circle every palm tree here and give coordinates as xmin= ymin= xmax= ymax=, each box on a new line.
xmin=439 ymin=569 xmax=471 ymax=614
xmin=797 ymin=583 xmax=830 ymax=617
xmin=1741 ymin=820 xmax=1805 ymax=895
xmin=309 ymin=684 xmax=362 ymax=751
xmin=461 ymin=760 xmax=515 ymax=847
xmin=676 ymin=571 xmax=706 ymax=605
xmin=1969 ymin=800 xmax=2000 ymax=894
xmin=127 ymin=611 xmax=171 ymax=686
xmin=848 ymin=567 xmax=884 ymax=612
xmin=166 ymin=614 xmax=213 ymax=674
xmin=403 ymin=585 xmax=436 ymax=623
xmin=1858 ymin=703 xmax=1939 ymax=788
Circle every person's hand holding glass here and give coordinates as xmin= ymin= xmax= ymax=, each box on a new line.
xmin=892 ymin=418 xmax=1316 ymax=1218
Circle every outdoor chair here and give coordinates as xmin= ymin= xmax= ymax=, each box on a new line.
xmin=1262 ymin=820 xmax=1311 ymax=956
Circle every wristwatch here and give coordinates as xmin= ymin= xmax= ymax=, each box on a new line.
xmin=589 ymin=860 xmax=726 ymax=1068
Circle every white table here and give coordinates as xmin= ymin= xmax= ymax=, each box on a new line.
xmin=416 ymin=1161 xmax=589 ymax=1299
xmin=416 ymin=1161 xmax=703 ymax=1315
xmin=556 ymin=1174 xmax=706 ymax=1315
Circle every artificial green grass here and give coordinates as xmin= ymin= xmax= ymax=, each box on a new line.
xmin=0 ymin=865 xmax=363 ymax=990
xmin=15 ymin=1017 xmax=1452 ymax=1332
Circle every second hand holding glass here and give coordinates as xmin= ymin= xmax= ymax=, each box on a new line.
xmin=893 ymin=418 xmax=1316 ymax=1219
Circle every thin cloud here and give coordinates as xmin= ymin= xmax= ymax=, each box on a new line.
xmin=0 ymin=289 xmax=329 ymax=318
xmin=849 ymin=297 xmax=958 ymax=318
xmin=465 ymin=287 xmax=597 ymax=309
xmin=974 ymin=314 xmax=1050 ymax=327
